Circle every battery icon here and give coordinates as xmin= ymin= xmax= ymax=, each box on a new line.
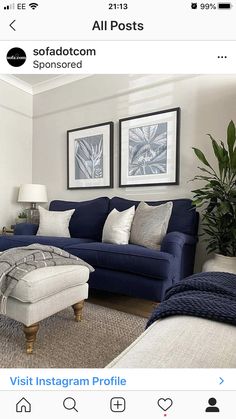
xmin=218 ymin=3 xmax=232 ymax=8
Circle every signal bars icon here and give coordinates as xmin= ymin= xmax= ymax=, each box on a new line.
xmin=4 ymin=3 xmax=14 ymax=9
xmin=29 ymin=2 xmax=38 ymax=9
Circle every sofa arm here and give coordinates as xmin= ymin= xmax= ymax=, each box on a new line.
xmin=14 ymin=223 xmax=38 ymax=235
xmin=161 ymin=232 xmax=197 ymax=254
xmin=161 ymin=232 xmax=198 ymax=281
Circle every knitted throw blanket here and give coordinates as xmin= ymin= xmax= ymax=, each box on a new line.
xmin=146 ymin=272 xmax=236 ymax=329
xmin=0 ymin=244 xmax=94 ymax=314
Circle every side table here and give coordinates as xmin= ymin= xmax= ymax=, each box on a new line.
xmin=1 ymin=226 xmax=14 ymax=235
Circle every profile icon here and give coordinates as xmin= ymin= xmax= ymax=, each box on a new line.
xmin=6 ymin=47 xmax=26 ymax=67
xmin=205 ymin=398 xmax=220 ymax=413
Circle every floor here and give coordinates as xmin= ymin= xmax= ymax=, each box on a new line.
xmin=0 ymin=303 xmax=147 ymax=368
xmin=88 ymin=289 xmax=158 ymax=318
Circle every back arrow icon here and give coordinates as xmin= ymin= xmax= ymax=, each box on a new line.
xmin=10 ymin=20 xmax=16 ymax=31
xmin=219 ymin=377 xmax=224 ymax=385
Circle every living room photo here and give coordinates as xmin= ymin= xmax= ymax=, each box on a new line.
xmin=0 ymin=74 xmax=235 ymax=369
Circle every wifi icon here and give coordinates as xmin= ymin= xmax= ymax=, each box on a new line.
xmin=29 ymin=2 xmax=38 ymax=9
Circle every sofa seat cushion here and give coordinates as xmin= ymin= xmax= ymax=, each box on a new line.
xmin=0 ymin=235 xmax=93 ymax=252
xmin=65 ymin=242 xmax=174 ymax=280
xmin=10 ymin=265 xmax=90 ymax=303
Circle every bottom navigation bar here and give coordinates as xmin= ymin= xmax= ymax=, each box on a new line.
xmin=0 ymin=390 xmax=235 ymax=418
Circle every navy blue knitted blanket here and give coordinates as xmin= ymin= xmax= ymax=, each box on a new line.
xmin=146 ymin=272 xmax=236 ymax=328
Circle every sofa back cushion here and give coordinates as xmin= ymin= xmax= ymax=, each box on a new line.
xmin=49 ymin=197 xmax=110 ymax=241
xmin=109 ymin=197 xmax=199 ymax=236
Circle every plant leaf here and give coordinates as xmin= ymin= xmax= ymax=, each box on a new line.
xmin=227 ymin=120 xmax=236 ymax=162
xmin=197 ymin=166 xmax=214 ymax=176
xmin=75 ymin=154 xmax=91 ymax=178
xmin=231 ymin=148 xmax=236 ymax=171
xmin=79 ymin=139 xmax=92 ymax=159
xmin=207 ymin=135 xmax=228 ymax=179
xmin=192 ymin=147 xmax=212 ymax=168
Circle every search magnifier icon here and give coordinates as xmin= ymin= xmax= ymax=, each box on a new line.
xmin=63 ymin=397 xmax=78 ymax=412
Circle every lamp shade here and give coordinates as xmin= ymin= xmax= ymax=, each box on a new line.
xmin=18 ymin=184 xmax=48 ymax=203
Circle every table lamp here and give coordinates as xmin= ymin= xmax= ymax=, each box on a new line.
xmin=18 ymin=184 xmax=48 ymax=224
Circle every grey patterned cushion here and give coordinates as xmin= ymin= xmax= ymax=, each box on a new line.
xmin=130 ymin=201 xmax=173 ymax=249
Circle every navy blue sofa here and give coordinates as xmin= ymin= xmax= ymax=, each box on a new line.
xmin=0 ymin=197 xmax=199 ymax=301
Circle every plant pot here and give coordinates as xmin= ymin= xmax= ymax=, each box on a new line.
xmin=202 ymin=253 xmax=236 ymax=274
xmin=15 ymin=217 xmax=27 ymax=224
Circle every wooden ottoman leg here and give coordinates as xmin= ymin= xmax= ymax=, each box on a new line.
xmin=23 ymin=323 xmax=39 ymax=354
xmin=72 ymin=300 xmax=84 ymax=322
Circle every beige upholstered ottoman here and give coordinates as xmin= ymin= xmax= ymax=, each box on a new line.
xmin=4 ymin=265 xmax=90 ymax=354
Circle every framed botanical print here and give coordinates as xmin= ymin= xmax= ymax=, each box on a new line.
xmin=67 ymin=121 xmax=113 ymax=189
xmin=119 ymin=108 xmax=180 ymax=187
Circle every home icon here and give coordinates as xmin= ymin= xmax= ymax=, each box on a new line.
xmin=16 ymin=398 xmax=31 ymax=413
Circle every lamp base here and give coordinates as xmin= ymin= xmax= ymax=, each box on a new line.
xmin=25 ymin=206 xmax=39 ymax=224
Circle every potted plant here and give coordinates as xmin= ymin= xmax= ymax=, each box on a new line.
xmin=192 ymin=120 xmax=236 ymax=273
xmin=16 ymin=210 xmax=27 ymax=224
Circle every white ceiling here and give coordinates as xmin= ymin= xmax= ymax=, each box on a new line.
xmin=14 ymin=74 xmax=60 ymax=86
xmin=0 ymin=74 xmax=92 ymax=94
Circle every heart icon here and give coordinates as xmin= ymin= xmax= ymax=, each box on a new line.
xmin=157 ymin=398 xmax=173 ymax=411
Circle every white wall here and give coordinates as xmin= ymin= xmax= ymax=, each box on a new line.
xmin=0 ymin=80 xmax=32 ymax=228
xmin=32 ymin=74 xmax=236 ymax=270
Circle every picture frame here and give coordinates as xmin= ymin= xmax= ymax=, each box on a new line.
xmin=67 ymin=121 xmax=113 ymax=189
xmin=119 ymin=108 xmax=180 ymax=187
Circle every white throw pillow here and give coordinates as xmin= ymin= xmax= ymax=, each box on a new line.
xmin=102 ymin=206 xmax=135 ymax=245
xmin=130 ymin=201 xmax=173 ymax=249
xmin=37 ymin=206 xmax=75 ymax=237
